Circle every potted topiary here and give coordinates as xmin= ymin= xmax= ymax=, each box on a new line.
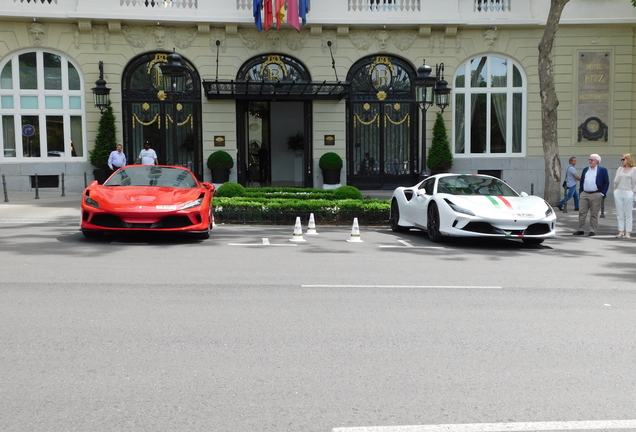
xmin=207 ymin=150 xmax=234 ymax=183
xmin=427 ymin=112 xmax=453 ymax=175
xmin=89 ymin=102 xmax=117 ymax=184
xmin=319 ymin=152 xmax=343 ymax=185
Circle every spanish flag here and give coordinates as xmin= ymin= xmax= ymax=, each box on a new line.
xmin=264 ymin=0 xmax=273 ymax=31
xmin=287 ymin=0 xmax=300 ymax=32
xmin=253 ymin=0 xmax=262 ymax=31
xmin=275 ymin=0 xmax=286 ymax=30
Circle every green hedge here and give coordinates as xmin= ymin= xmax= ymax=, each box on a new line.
xmin=212 ymin=197 xmax=390 ymax=225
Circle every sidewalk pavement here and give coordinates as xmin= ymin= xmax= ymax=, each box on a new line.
xmin=0 ymin=188 xmax=621 ymax=236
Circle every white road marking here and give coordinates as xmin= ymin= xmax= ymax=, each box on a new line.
xmin=332 ymin=419 xmax=636 ymax=432
xmin=228 ymin=238 xmax=297 ymax=246
xmin=302 ymin=285 xmax=502 ymax=289
xmin=378 ymin=240 xmax=445 ymax=249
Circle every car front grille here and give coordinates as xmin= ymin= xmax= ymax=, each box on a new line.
xmin=461 ymin=221 xmax=551 ymax=236
xmin=89 ymin=214 xmax=194 ymax=229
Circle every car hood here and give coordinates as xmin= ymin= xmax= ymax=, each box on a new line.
xmin=443 ymin=194 xmax=550 ymax=216
xmin=88 ymin=186 xmax=204 ymax=207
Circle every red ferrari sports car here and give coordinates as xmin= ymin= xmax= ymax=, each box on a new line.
xmin=80 ymin=165 xmax=215 ymax=239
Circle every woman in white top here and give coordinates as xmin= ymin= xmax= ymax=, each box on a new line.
xmin=613 ymin=153 xmax=636 ymax=238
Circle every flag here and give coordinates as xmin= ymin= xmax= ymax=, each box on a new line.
xmin=275 ymin=0 xmax=286 ymax=30
xmin=287 ymin=0 xmax=300 ymax=32
xmin=264 ymin=0 xmax=273 ymax=31
xmin=299 ymin=0 xmax=309 ymax=25
xmin=253 ymin=0 xmax=263 ymax=31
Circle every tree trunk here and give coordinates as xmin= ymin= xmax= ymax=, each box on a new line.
xmin=538 ymin=0 xmax=570 ymax=204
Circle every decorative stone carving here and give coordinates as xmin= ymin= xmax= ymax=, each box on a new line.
xmin=73 ymin=26 xmax=81 ymax=50
xmin=153 ymin=26 xmax=168 ymax=48
xmin=77 ymin=19 xmax=92 ymax=33
xmin=29 ymin=22 xmax=47 ymax=46
xmin=238 ymin=29 xmax=264 ymax=51
xmin=484 ymin=27 xmax=498 ymax=52
xmin=430 ymin=29 xmax=445 ymax=54
xmin=210 ymin=29 xmax=227 ymax=53
xmin=375 ymin=30 xmax=390 ymax=51
xmin=265 ymin=32 xmax=283 ymax=51
xmin=92 ymin=25 xmax=110 ymax=51
xmin=122 ymin=26 xmax=150 ymax=49
xmin=393 ymin=30 xmax=417 ymax=51
xmin=349 ymin=30 xmax=375 ymax=51
xmin=321 ymin=31 xmax=337 ymax=54
xmin=284 ymin=30 xmax=308 ymax=51
xmin=168 ymin=27 xmax=198 ymax=50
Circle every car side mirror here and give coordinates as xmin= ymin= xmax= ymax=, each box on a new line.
xmin=520 ymin=192 xmax=529 ymax=197
xmin=89 ymin=180 xmax=98 ymax=186
xmin=201 ymin=182 xmax=214 ymax=190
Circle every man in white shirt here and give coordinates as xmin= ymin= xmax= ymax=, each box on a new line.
xmin=136 ymin=141 xmax=158 ymax=165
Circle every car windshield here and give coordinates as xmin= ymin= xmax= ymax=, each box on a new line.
xmin=437 ymin=175 xmax=519 ymax=197
xmin=104 ymin=166 xmax=197 ymax=188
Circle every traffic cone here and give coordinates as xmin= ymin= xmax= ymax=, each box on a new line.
xmin=347 ymin=217 xmax=364 ymax=242
xmin=290 ymin=216 xmax=306 ymax=242
xmin=306 ymin=213 xmax=319 ymax=235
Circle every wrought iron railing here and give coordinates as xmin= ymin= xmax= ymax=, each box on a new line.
xmin=474 ymin=0 xmax=511 ymax=12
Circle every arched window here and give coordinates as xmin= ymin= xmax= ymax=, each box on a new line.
xmin=0 ymin=50 xmax=85 ymax=159
xmin=453 ymin=55 xmax=526 ymax=156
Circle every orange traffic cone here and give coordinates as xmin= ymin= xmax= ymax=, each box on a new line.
xmin=347 ymin=217 xmax=363 ymax=242
xmin=290 ymin=216 xmax=306 ymax=242
xmin=306 ymin=213 xmax=319 ymax=235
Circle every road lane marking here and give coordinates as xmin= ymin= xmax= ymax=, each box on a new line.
xmin=302 ymin=285 xmax=502 ymax=289
xmin=228 ymin=238 xmax=297 ymax=246
xmin=378 ymin=240 xmax=445 ymax=249
xmin=332 ymin=419 xmax=636 ymax=432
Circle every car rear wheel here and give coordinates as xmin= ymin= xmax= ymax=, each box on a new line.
xmin=427 ymin=202 xmax=442 ymax=242
xmin=522 ymin=238 xmax=544 ymax=245
xmin=390 ymin=199 xmax=409 ymax=233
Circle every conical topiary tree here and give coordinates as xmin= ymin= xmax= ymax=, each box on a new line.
xmin=89 ymin=102 xmax=117 ymax=170
xmin=427 ymin=111 xmax=453 ymax=174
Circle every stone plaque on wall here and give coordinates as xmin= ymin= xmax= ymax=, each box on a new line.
xmin=577 ymin=52 xmax=609 ymax=141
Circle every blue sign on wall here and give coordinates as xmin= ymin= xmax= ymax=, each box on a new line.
xmin=22 ymin=124 xmax=35 ymax=137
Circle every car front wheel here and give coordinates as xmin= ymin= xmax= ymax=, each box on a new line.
xmin=427 ymin=202 xmax=442 ymax=242
xmin=390 ymin=199 xmax=409 ymax=233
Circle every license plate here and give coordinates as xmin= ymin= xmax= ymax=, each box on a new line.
xmin=156 ymin=205 xmax=176 ymax=210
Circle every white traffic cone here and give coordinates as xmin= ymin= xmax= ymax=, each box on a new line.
xmin=290 ymin=216 xmax=306 ymax=242
xmin=306 ymin=213 xmax=319 ymax=235
xmin=347 ymin=217 xmax=364 ymax=242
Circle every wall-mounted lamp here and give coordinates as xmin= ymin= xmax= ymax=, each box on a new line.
xmin=91 ymin=61 xmax=111 ymax=113
xmin=159 ymin=48 xmax=189 ymax=96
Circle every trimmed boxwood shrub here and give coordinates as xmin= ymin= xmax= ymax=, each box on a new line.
xmin=215 ymin=182 xmax=246 ymax=198
xmin=207 ymin=150 xmax=234 ymax=170
xmin=319 ymin=152 xmax=343 ymax=171
xmin=333 ymin=185 xmax=363 ymax=200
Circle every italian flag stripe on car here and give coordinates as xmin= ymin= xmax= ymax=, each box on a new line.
xmin=486 ymin=196 xmax=514 ymax=210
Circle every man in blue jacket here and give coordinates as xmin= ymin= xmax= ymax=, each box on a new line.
xmin=573 ymin=153 xmax=610 ymax=236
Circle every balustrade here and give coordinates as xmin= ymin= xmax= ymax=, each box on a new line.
xmin=119 ymin=0 xmax=197 ymax=8
xmin=348 ymin=0 xmax=419 ymax=12
xmin=474 ymin=0 xmax=511 ymax=12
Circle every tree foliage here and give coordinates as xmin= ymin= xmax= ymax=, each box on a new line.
xmin=427 ymin=112 xmax=453 ymax=173
xmin=89 ymin=103 xmax=117 ymax=169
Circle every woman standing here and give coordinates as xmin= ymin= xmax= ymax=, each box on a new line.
xmin=613 ymin=153 xmax=636 ymax=238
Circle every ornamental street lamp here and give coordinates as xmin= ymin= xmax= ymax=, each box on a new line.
xmin=91 ymin=61 xmax=111 ymax=112
xmin=413 ymin=61 xmax=452 ymax=177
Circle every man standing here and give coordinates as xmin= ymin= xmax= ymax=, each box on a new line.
xmin=108 ymin=144 xmax=126 ymax=171
xmin=556 ymin=156 xmax=581 ymax=211
xmin=573 ymin=153 xmax=610 ymax=236
xmin=136 ymin=141 xmax=158 ymax=165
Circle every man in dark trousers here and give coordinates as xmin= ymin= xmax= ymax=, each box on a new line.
xmin=573 ymin=153 xmax=610 ymax=236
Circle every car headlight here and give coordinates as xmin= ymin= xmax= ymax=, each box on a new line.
xmin=84 ymin=195 xmax=99 ymax=208
xmin=181 ymin=198 xmax=203 ymax=210
xmin=544 ymin=200 xmax=554 ymax=217
xmin=444 ymin=198 xmax=475 ymax=216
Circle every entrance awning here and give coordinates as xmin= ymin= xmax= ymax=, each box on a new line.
xmin=202 ymin=79 xmax=350 ymax=101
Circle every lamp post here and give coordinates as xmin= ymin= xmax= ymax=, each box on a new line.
xmin=413 ymin=61 xmax=452 ymax=178
xmin=158 ymin=49 xmax=189 ymax=167
xmin=91 ymin=61 xmax=111 ymax=112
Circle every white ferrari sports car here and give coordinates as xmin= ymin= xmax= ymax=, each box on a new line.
xmin=390 ymin=173 xmax=556 ymax=244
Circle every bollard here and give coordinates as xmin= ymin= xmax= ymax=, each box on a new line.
xmin=530 ymin=183 xmax=534 ymax=196
xmin=562 ymin=181 xmax=568 ymax=213
xmin=600 ymin=195 xmax=605 ymax=218
xmin=61 ymin=173 xmax=66 ymax=197
xmin=84 ymin=172 xmax=87 ymax=188
xmin=34 ymin=173 xmax=39 ymax=199
xmin=2 ymin=174 xmax=8 ymax=202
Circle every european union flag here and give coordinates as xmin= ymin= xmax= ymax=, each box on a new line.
xmin=254 ymin=0 xmax=263 ymax=31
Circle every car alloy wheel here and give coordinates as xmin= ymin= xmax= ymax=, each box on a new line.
xmin=390 ymin=199 xmax=409 ymax=233
xmin=427 ymin=202 xmax=442 ymax=242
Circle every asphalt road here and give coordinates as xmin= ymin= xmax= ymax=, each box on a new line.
xmin=1 ymin=215 xmax=635 ymax=432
